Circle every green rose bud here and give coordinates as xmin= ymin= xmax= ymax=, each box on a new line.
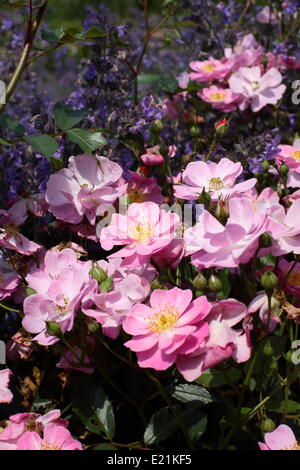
xmin=88 ymin=321 xmax=100 ymax=334
xmin=208 ymin=274 xmax=223 ymax=292
xmin=90 ymin=264 xmax=107 ymax=283
xmin=195 ymin=290 xmax=204 ymax=297
xmin=260 ymin=271 xmax=278 ymax=290
xmin=262 ymin=341 xmax=273 ymax=356
xmin=46 ymin=321 xmax=61 ymax=337
xmin=198 ymin=188 xmax=211 ymax=206
xmin=99 ymin=275 xmax=113 ymax=292
xmin=192 ymin=272 xmax=207 ymax=290
xmin=279 ymin=163 xmax=289 ymax=176
xmin=259 ymin=232 xmax=273 ymax=248
xmin=261 ymin=418 xmax=275 ymax=433
xmin=152 ymin=119 xmax=164 ymax=133
xmin=262 ymin=160 xmax=270 ymax=171
xmin=190 ymin=125 xmax=200 ymax=137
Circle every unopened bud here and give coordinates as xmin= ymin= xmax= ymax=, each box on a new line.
xmin=90 ymin=264 xmax=107 ymax=283
xmin=88 ymin=321 xmax=100 ymax=334
xmin=151 ymin=279 xmax=168 ymax=290
xmin=261 ymin=271 xmax=278 ymax=290
xmin=198 ymin=188 xmax=211 ymax=206
xmin=215 ymin=200 xmax=229 ymax=221
xmin=190 ymin=125 xmax=200 ymax=137
xmin=263 ymin=341 xmax=273 ymax=356
xmin=279 ymin=163 xmax=289 ymax=176
xmin=152 ymin=119 xmax=163 ymax=133
xmin=46 ymin=321 xmax=61 ymax=337
xmin=195 ymin=290 xmax=204 ymax=297
xmin=261 ymin=56 xmax=269 ymax=66
xmin=192 ymin=272 xmax=207 ymax=290
xmin=259 ymin=232 xmax=273 ymax=248
xmin=261 ymin=418 xmax=275 ymax=433
xmin=99 ymin=275 xmax=113 ymax=292
xmin=215 ymin=119 xmax=229 ymax=136
xmin=208 ymin=274 xmax=223 ymax=292
xmin=262 ymin=160 xmax=270 ymax=171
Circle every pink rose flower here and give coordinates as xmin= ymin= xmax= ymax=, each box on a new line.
xmin=0 ymin=254 xmax=19 ymax=300
xmin=228 ymin=66 xmax=286 ymax=112
xmin=176 ymin=299 xmax=250 ymax=381
xmin=46 ymin=154 xmax=126 ymax=225
xmin=16 ymin=423 xmax=82 ymax=450
xmin=199 ymin=86 xmax=242 ymax=112
xmin=174 ymin=158 xmax=256 ymax=201
xmin=189 ymin=57 xmax=232 ymax=82
xmin=99 ymin=202 xmax=181 ymax=267
xmin=256 ymin=6 xmax=279 ymax=24
xmin=123 ymin=287 xmax=211 ymax=371
xmin=258 ymin=424 xmax=300 ymax=450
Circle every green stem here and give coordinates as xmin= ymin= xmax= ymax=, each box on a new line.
xmin=0 ymin=302 xmax=20 ymax=314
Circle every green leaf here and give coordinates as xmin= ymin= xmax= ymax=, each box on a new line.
xmin=0 ymin=137 xmax=12 ymax=146
xmin=41 ymin=27 xmax=65 ymax=43
xmin=92 ymin=443 xmax=117 ymax=450
xmin=72 ymin=379 xmax=115 ymax=440
xmin=144 ymin=407 xmax=177 ymax=445
xmin=0 ymin=113 xmax=25 ymax=136
xmin=50 ymin=157 xmax=65 ymax=171
xmin=181 ymin=408 xmax=207 ymax=441
xmin=53 ymin=103 xmax=88 ymax=130
xmin=266 ymin=400 xmax=300 ymax=414
xmin=24 ymin=135 xmax=58 ymax=160
xmin=196 ymin=367 xmax=242 ymax=388
xmin=67 ymin=128 xmax=107 ymax=154
xmin=171 ymin=383 xmax=213 ymax=405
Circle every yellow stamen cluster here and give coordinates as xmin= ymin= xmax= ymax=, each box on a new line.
xmin=25 ymin=420 xmax=42 ymax=433
xmin=54 ymin=295 xmax=70 ymax=316
xmin=40 ymin=441 xmax=61 ymax=450
xmin=281 ymin=442 xmax=300 ymax=450
xmin=202 ymin=64 xmax=215 ymax=72
xmin=128 ymin=222 xmax=153 ymax=242
xmin=147 ymin=303 xmax=179 ymax=333
xmin=287 ymin=272 xmax=300 ymax=287
xmin=293 ymin=150 xmax=300 ymax=161
xmin=209 ymin=92 xmax=226 ymax=102
xmin=127 ymin=190 xmax=145 ymax=204
xmin=208 ymin=177 xmax=225 ymax=191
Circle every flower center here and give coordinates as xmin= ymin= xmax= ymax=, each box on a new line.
xmin=3 ymin=223 xmax=19 ymax=237
xmin=287 ymin=272 xmax=300 ymax=287
xmin=208 ymin=177 xmax=225 ymax=191
xmin=209 ymin=92 xmax=226 ymax=101
xmin=40 ymin=441 xmax=61 ymax=450
xmin=54 ymin=295 xmax=70 ymax=316
xmin=202 ymin=64 xmax=215 ymax=73
xmin=25 ymin=420 xmax=42 ymax=433
xmin=281 ymin=442 xmax=300 ymax=450
xmin=293 ymin=150 xmax=300 ymax=161
xmin=127 ymin=190 xmax=145 ymax=204
xmin=147 ymin=304 xmax=180 ymax=333
xmin=251 ymin=80 xmax=260 ymax=91
xmin=128 ymin=222 xmax=153 ymax=242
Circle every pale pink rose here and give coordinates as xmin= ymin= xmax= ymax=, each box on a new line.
xmin=247 ymin=291 xmax=282 ymax=331
xmin=228 ymin=66 xmax=286 ymax=112
xmin=0 ymin=369 xmax=13 ymax=403
xmin=124 ymin=171 xmax=163 ymax=204
xmin=140 ymin=145 xmax=176 ymax=166
xmin=189 ymin=57 xmax=232 ymax=82
xmin=256 ymin=6 xmax=279 ymax=24
xmin=16 ymin=423 xmax=82 ymax=450
xmin=224 ymin=34 xmax=264 ymax=71
xmin=82 ymin=267 xmax=150 ymax=339
xmin=269 ymin=200 xmax=300 ymax=255
xmin=22 ymin=248 xmax=92 ymax=345
xmin=199 ymin=86 xmax=242 ymax=112
xmin=46 ymin=154 xmax=126 ymax=225
xmin=0 ymin=254 xmax=19 ymax=300
xmin=123 ymin=287 xmax=211 ymax=371
xmin=258 ymin=424 xmax=299 ymax=450
xmin=176 ymin=299 xmax=250 ymax=381
xmin=99 ymin=202 xmax=181 ymax=267
xmin=276 ymin=140 xmax=300 ymax=187
xmin=189 ymin=196 xmax=269 ymax=269
xmin=174 ymin=158 xmax=256 ymax=201
xmin=177 ymin=71 xmax=190 ymax=89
